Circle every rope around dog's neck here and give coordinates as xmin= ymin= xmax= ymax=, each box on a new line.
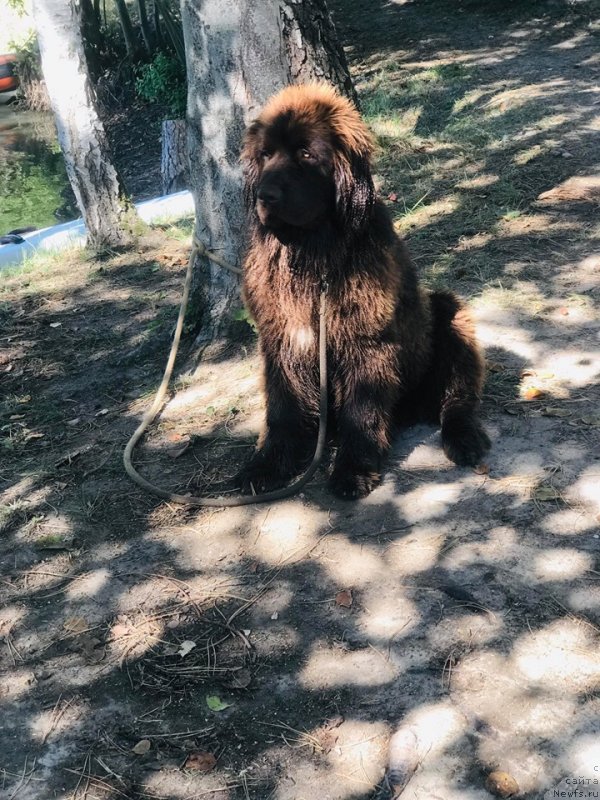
xmin=123 ymin=236 xmax=328 ymax=506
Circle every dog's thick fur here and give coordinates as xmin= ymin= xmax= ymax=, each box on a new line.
xmin=238 ymin=84 xmax=490 ymax=499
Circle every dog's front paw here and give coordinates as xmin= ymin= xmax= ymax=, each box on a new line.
xmin=236 ymin=453 xmax=290 ymax=495
xmin=442 ymin=416 xmax=491 ymax=467
xmin=329 ymin=468 xmax=380 ymax=500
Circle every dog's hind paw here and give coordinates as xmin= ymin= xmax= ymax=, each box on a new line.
xmin=442 ymin=415 xmax=491 ymax=467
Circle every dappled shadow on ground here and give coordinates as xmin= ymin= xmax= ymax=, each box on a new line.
xmin=1 ymin=1 xmax=600 ymax=798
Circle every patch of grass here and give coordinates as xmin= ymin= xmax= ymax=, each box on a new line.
xmin=0 ymin=501 xmax=29 ymax=534
xmin=0 ymin=245 xmax=83 ymax=288
xmin=151 ymin=214 xmax=195 ymax=241
xmin=34 ymin=533 xmax=70 ymax=549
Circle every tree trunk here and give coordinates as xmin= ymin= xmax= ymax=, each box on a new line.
xmin=180 ymin=0 xmax=355 ymax=340
xmin=32 ymin=0 xmax=136 ymax=250
xmin=153 ymin=0 xmax=164 ymax=48
xmin=137 ymin=0 xmax=155 ymax=53
xmin=114 ymin=0 xmax=139 ymax=59
xmin=161 ymin=119 xmax=189 ymax=195
xmin=80 ymin=0 xmax=104 ymax=78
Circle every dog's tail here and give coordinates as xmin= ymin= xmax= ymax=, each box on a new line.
xmin=426 ymin=291 xmax=490 ymax=466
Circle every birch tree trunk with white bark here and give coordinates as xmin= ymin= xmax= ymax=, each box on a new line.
xmin=33 ymin=0 xmax=137 ymax=250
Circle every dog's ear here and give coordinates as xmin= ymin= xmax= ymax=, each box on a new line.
xmin=334 ymin=148 xmax=375 ymax=232
xmin=241 ymin=121 xmax=263 ymax=210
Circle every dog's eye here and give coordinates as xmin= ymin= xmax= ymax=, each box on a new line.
xmin=260 ymin=150 xmax=272 ymax=160
xmin=298 ymin=148 xmax=315 ymax=161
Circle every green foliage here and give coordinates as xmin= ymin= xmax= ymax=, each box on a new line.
xmin=233 ymin=307 xmax=258 ymax=333
xmin=9 ymin=32 xmax=42 ymax=79
xmin=135 ymin=51 xmax=186 ymax=118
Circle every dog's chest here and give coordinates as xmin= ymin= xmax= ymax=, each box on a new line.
xmin=244 ymin=245 xmax=396 ymax=359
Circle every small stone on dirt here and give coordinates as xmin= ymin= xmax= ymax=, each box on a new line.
xmin=132 ymin=739 xmax=152 ymax=755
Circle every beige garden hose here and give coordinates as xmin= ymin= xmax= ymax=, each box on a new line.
xmin=123 ymin=237 xmax=328 ymax=506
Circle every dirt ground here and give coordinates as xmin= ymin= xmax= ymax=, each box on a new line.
xmin=1 ymin=1 xmax=600 ymax=798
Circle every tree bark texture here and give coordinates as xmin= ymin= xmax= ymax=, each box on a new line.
xmin=161 ymin=119 xmax=189 ymax=195
xmin=181 ymin=0 xmax=355 ymax=339
xmin=33 ymin=0 xmax=135 ymax=249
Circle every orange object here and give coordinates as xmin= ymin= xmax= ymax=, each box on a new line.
xmin=0 ymin=54 xmax=19 ymax=93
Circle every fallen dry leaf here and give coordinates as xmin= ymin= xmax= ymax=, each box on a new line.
xmin=24 ymin=432 xmax=44 ymax=441
xmin=132 ymin=739 xmax=151 ymax=755
xmin=206 ymin=695 xmax=231 ymax=712
xmin=184 ymin=752 xmax=216 ymax=772
xmin=532 ymin=485 xmax=561 ymax=502
xmin=537 ymin=175 xmax=600 ymax=204
xmin=224 ymin=668 xmax=252 ymax=689
xmin=335 ymin=589 xmax=353 ymax=608
xmin=79 ymin=635 xmax=106 ymax=664
xmin=580 ymin=414 xmax=600 ymax=427
xmin=485 ymin=770 xmax=519 ymax=797
xmin=542 ymin=407 xmax=571 ymax=418
xmin=486 ymin=362 xmax=506 ymax=373
xmin=167 ymin=437 xmax=191 ymax=458
xmin=178 ymin=640 xmax=197 ymax=658
xmin=522 ymin=386 xmax=544 ymax=401
xmin=63 ymin=617 xmax=89 ymax=634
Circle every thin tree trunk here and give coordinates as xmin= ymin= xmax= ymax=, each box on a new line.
xmin=80 ymin=0 xmax=104 ymax=78
xmin=153 ymin=1 xmax=163 ymax=48
xmin=114 ymin=0 xmax=139 ymax=59
xmin=32 ymin=0 xmax=136 ymax=249
xmin=181 ymin=0 xmax=355 ymax=340
xmin=137 ymin=0 xmax=154 ymax=53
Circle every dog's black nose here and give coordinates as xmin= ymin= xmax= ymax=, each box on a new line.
xmin=257 ymin=184 xmax=282 ymax=208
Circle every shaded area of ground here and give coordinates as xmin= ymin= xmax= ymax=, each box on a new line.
xmin=1 ymin=2 xmax=599 ymax=799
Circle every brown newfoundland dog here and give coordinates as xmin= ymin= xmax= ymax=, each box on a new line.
xmin=238 ymin=84 xmax=490 ymax=499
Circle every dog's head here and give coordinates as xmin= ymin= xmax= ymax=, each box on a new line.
xmin=241 ymin=84 xmax=375 ymax=238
